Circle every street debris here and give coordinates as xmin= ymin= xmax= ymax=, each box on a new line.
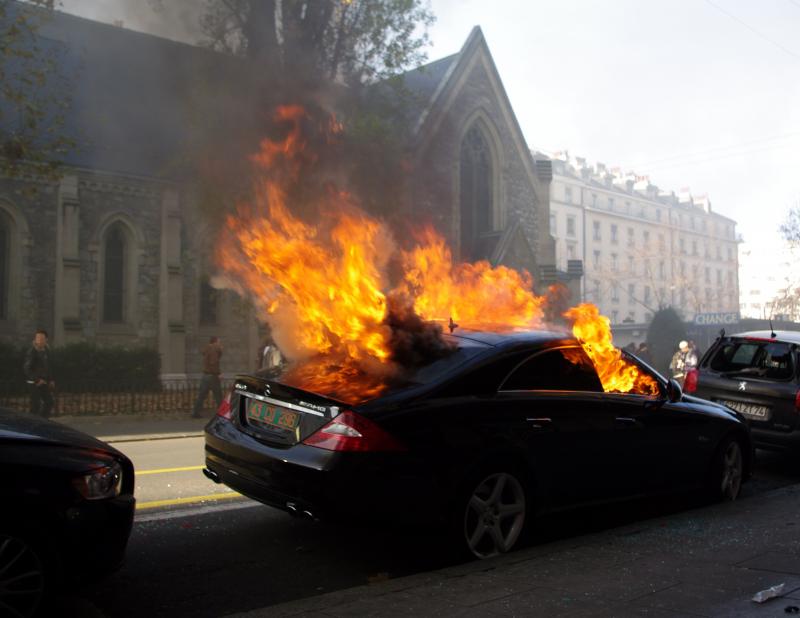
xmin=752 ymin=583 xmax=786 ymax=603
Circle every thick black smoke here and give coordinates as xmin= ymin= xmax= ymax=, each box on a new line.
xmin=383 ymin=292 xmax=457 ymax=371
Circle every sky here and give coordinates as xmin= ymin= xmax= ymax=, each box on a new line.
xmin=59 ymin=0 xmax=799 ymax=270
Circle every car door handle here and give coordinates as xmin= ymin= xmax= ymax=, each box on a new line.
xmin=526 ymin=417 xmax=553 ymax=431
xmin=615 ymin=416 xmax=642 ymax=428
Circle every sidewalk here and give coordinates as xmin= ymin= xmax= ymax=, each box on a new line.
xmin=228 ymin=484 xmax=800 ymax=617
xmin=55 ymin=411 xmax=212 ymax=442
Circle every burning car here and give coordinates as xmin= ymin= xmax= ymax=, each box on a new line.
xmin=204 ymin=328 xmax=752 ymax=559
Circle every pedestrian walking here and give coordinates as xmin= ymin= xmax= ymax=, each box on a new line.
xmin=669 ymin=340 xmax=698 ymax=386
xmin=24 ymin=329 xmax=55 ymax=418
xmin=192 ymin=336 xmax=223 ymax=418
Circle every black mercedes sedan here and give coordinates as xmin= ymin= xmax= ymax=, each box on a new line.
xmin=0 ymin=408 xmax=135 ymax=617
xmin=204 ymin=329 xmax=752 ymax=559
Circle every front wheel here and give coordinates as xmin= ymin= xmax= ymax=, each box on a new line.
xmin=0 ymin=531 xmax=49 ymax=617
xmin=708 ymin=436 xmax=744 ymax=502
xmin=455 ymin=470 xmax=528 ymax=559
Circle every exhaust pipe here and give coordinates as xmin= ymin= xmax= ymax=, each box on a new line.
xmin=286 ymin=502 xmax=316 ymax=520
xmin=203 ymin=468 xmax=221 ymax=483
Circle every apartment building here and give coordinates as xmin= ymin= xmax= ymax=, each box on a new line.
xmin=548 ymin=154 xmax=739 ymax=343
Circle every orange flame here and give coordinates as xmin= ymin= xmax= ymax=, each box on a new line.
xmin=215 ymin=105 xmax=659 ymax=402
xmin=399 ymin=227 xmax=544 ymax=330
xmin=565 ymin=304 xmax=659 ymax=395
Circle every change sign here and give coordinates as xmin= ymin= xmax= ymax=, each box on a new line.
xmin=694 ymin=312 xmax=740 ymax=326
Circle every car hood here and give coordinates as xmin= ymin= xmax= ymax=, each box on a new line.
xmin=682 ymin=394 xmax=742 ymax=422
xmin=0 ymin=407 xmax=117 ymax=453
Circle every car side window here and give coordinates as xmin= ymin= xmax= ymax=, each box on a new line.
xmin=499 ymin=347 xmax=603 ymax=392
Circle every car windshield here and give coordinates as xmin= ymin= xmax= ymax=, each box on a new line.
xmin=709 ymin=339 xmax=795 ymax=380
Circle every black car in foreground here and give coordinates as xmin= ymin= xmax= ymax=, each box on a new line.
xmin=205 ymin=329 xmax=752 ymax=559
xmin=687 ymin=330 xmax=800 ymax=452
xmin=0 ymin=408 xmax=135 ymax=617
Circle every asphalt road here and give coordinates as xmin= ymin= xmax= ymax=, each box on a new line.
xmin=53 ymin=438 xmax=800 ymax=617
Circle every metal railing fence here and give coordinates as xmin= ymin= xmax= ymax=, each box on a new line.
xmin=0 ymin=378 xmax=235 ymax=416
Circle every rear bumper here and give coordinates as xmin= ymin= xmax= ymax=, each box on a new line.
xmin=204 ymin=417 xmax=443 ymax=525
xmin=751 ymin=427 xmax=800 ymax=453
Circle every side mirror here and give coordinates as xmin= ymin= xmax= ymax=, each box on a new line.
xmin=665 ymin=378 xmax=683 ymax=403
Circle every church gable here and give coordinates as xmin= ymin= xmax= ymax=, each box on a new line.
xmin=401 ymin=27 xmax=554 ymax=288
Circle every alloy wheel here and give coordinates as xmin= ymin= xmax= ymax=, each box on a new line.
xmin=463 ymin=472 xmax=526 ymax=559
xmin=0 ymin=534 xmax=45 ymax=618
xmin=720 ymin=440 xmax=743 ymax=501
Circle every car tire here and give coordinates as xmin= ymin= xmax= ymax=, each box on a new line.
xmin=0 ymin=527 xmax=54 ymax=618
xmin=449 ymin=465 xmax=529 ymax=559
xmin=706 ymin=435 xmax=744 ymax=502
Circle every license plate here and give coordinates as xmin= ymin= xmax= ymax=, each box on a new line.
xmin=246 ymin=398 xmax=300 ymax=430
xmin=719 ymin=399 xmax=770 ymax=420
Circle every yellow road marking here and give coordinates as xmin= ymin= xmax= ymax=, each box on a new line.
xmin=138 ymin=465 xmax=205 ymax=476
xmin=136 ymin=492 xmax=243 ymax=510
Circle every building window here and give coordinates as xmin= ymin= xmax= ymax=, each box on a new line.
xmin=460 ymin=124 xmax=494 ymax=260
xmin=705 ymin=267 xmax=710 ymax=283
xmin=679 ymin=238 xmax=685 ymax=254
xmin=550 ymin=213 xmax=557 ymax=235
xmin=567 ymin=243 xmax=576 ymax=259
xmin=103 ymin=225 xmax=126 ymax=323
xmin=628 ymin=283 xmax=635 ymax=300
xmin=608 ymin=197 xmax=615 ymax=210
xmin=199 ymin=278 xmax=219 ymax=326
xmin=716 ymin=245 xmax=722 ymax=260
xmin=628 ymin=254 xmax=635 ymax=275
xmin=692 ymin=240 xmax=698 ymax=256
xmin=627 ymin=227 xmax=634 ymax=246
xmin=593 ymin=250 xmax=601 ymax=268
xmin=611 ymin=283 xmax=619 ymax=302
xmin=0 ymin=218 xmax=7 ymax=320
xmin=610 ymin=224 xmax=618 ymax=244
xmin=611 ymin=310 xmax=619 ymax=323
xmin=716 ymin=269 xmax=722 ymax=285
xmin=625 ymin=201 xmax=631 ymax=214
xmin=611 ymin=253 xmax=618 ymax=271
xmin=592 ymin=279 xmax=601 ymax=302
xmin=565 ymin=185 xmax=572 ymax=203
xmin=591 ymin=193 xmax=597 ymax=207
xmin=659 ymin=260 xmax=665 ymax=279
xmin=680 ymin=261 xmax=686 ymax=276
xmin=727 ymin=247 xmax=733 ymax=261
xmin=566 ymin=216 xmax=576 ymax=237
xmin=642 ymin=230 xmax=650 ymax=246
xmin=644 ymin=286 xmax=651 ymax=303
xmin=656 ymin=209 xmax=661 ymax=222
xmin=593 ymin=220 xmax=601 ymax=241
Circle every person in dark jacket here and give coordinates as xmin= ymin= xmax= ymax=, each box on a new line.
xmin=24 ymin=329 xmax=55 ymax=418
xmin=192 ymin=336 xmax=223 ymax=418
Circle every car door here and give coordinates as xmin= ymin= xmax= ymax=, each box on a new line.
xmin=602 ymin=389 xmax=712 ymax=493
xmin=493 ymin=345 xmax=640 ymax=508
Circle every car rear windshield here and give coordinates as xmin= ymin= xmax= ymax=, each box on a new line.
xmin=708 ymin=339 xmax=795 ymax=380
xmin=404 ymin=337 xmax=489 ymax=385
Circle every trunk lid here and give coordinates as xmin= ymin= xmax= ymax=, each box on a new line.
xmin=695 ymin=337 xmax=799 ymax=431
xmin=229 ymin=375 xmax=348 ymax=447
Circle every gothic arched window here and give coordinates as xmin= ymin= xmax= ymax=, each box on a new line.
xmin=103 ymin=225 xmax=126 ymax=322
xmin=460 ymin=124 xmax=494 ymax=260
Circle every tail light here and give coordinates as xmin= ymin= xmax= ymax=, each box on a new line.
xmin=684 ymin=368 xmax=699 ymax=394
xmin=302 ymin=411 xmax=406 ymax=452
xmin=217 ymin=388 xmax=234 ymax=420
xmin=795 ymin=389 xmax=800 ymax=412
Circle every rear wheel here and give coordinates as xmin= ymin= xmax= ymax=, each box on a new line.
xmin=708 ymin=436 xmax=744 ymax=502
xmin=0 ymin=532 xmax=48 ymax=617
xmin=455 ymin=470 xmax=528 ymax=559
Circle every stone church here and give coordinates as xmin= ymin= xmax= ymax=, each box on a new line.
xmin=0 ymin=9 xmax=557 ymax=378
